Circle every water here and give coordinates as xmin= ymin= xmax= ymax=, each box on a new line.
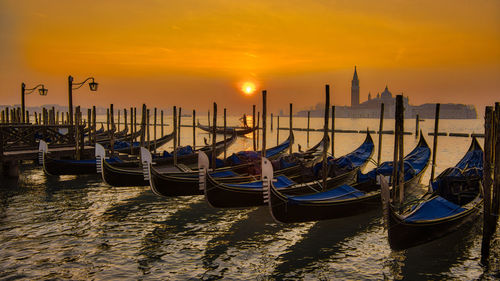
xmin=1 ymin=117 xmax=499 ymax=280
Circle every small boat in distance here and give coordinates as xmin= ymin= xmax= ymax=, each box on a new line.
xmin=197 ymin=121 xmax=258 ymax=136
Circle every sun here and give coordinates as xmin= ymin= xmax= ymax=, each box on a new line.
xmin=241 ymin=82 xmax=256 ymax=95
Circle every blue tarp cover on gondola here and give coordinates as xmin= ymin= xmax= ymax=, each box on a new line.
xmin=225 ymin=175 xmax=295 ymax=189
xmin=265 ymin=137 xmax=291 ymax=157
xmin=158 ymin=146 xmax=195 ymax=159
xmin=211 ymin=170 xmax=239 ymax=178
xmin=220 ymin=136 xmax=291 ymax=167
xmin=113 ymin=141 xmax=140 ymax=149
xmin=404 ymin=196 xmax=465 ymax=222
xmin=431 ymin=146 xmax=483 ymax=191
xmin=333 ymin=139 xmax=374 ymax=168
xmin=312 ymin=136 xmax=374 ymax=177
xmin=287 ymin=184 xmax=365 ymax=204
xmin=358 ymin=143 xmax=430 ymax=183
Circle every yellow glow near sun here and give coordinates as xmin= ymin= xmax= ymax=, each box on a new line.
xmin=242 ymin=82 xmax=256 ymax=95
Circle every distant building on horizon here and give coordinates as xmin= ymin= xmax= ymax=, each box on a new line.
xmin=297 ymin=66 xmax=477 ymax=119
xmin=351 ymin=66 xmax=360 ymax=107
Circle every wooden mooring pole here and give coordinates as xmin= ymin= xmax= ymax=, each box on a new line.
xmin=161 ymin=110 xmax=164 ymax=137
xmin=106 ymin=108 xmax=110 ymax=131
xmin=110 ymin=104 xmax=115 ymax=155
xmin=331 ymin=105 xmax=335 ymax=157
xmin=192 ymin=110 xmax=196 ymax=148
xmin=322 ymin=85 xmax=330 ymax=191
xmin=134 ymin=107 xmax=137 ymax=142
xmin=178 ymin=107 xmax=182 ymax=147
xmin=173 ymin=106 xmax=177 ymax=166
xmin=223 ymin=108 xmax=227 ymax=159
xmin=87 ymin=109 xmax=91 ymax=142
xmin=271 ymin=113 xmax=273 ymax=131
xmin=130 ymin=107 xmax=134 ymax=154
xmin=92 ymin=106 xmax=96 ymax=145
xmin=212 ymin=103 xmax=217 ymax=169
xmin=481 ymin=105 xmax=495 ymax=266
xmin=277 ymin=115 xmax=280 ymax=146
xmin=262 ymin=91 xmax=267 ymax=158
xmin=397 ymin=96 xmax=405 ymax=204
xmin=140 ymin=104 xmax=146 ymax=149
xmin=75 ymin=107 xmax=81 ymax=160
xmin=377 ymin=103 xmax=385 ymax=166
xmin=147 ymin=109 xmax=151 ymax=151
xmin=415 ymin=114 xmax=420 ymax=139
xmin=154 ymin=108 xmax=157 ymax=154
xmin=307 ymin=111 xmax=310 ymax=147
xmin=257 ymin=111 xmax=260 ymax=150
xmin=492 ymin=102 xmax=500 ymax=229
xmin=430 ymin=103 xmax=441 ymax=182
xmin=392 ymin=96 xmax=402 ymax=203
xmin=289 ymin=103 xmax=293 ymax=154
xmin=208 ymin=110 xmax=211 ymax=143
xmin=252 ymin=105 xmax=256 ymax=151
xmin=124 ymin=108 xmax=128 ymax=131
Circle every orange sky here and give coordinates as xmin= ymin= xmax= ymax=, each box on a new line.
xmin=1 ymin=0 xmax=499 ymax=114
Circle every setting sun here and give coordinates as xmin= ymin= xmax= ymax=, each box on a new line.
xmin=241 ymin=82 xmax=256 ymax=95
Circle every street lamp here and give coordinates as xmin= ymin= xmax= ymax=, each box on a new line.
xmin=68 ymin=75 xmax=98 ymax=125
xmin=21 ymin=82 xmax=48 ymax=123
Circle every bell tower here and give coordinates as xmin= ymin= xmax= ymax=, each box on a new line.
xmin=351 ymin=66 xmax=360 ymax=107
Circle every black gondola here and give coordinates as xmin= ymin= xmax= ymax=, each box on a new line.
xmin=384 ymin=137 xmax=483 ymax=250
xmin=111 ymin=130 xmax=175 ymax=155
xmin=38 ymin=139 xmax=139 ymax=176
xmin=144 ymin=133 xmax=298 ymax=197
xmin=200 ymin=132 xmax=375 ymax=208
xmin=96 ymin=133 xmax=238 ymax=187
xmin=197 ymin=121 xmax=258 ymax=136
xmin=264 ymin=134 xmax=431 ymax=223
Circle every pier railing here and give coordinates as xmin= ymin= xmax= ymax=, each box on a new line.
xmin=0 ymin=124 xmax=83 ymax=156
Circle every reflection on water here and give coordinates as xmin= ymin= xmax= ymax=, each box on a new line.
xmin=0 ymin=118 xmax=498 ymax=280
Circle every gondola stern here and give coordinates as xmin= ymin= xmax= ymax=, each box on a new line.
xmin=38 ymin=140 xmax=48 ymax=166
xmin=417 ymin=132 xmax=429 ymax=148
xmin=140 ymin=146 xmax=153 ymax=183
xmin=38 ymin=140 xmax=53 ymax=176
xmin=198 ymin=151 xmax=210 ymax=192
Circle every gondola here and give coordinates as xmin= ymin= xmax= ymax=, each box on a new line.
xmin=38 ymin=140 xmax=136 ymax=176
xmin=197 ymin=121 xmax=258 ymax=136
xmin=200 ymin=132 xmax=375 ymax=208
xmin=384 ymin=137 xmax=483 ymax=250
xmin=94 ymin=126 xmax=131 ymax=142
xmin=264 ymin=134 xmax=431 ymax=223
xmin=143 ymin=133 xmax=298 ymax=197
xmin=111 ymin=130 xmax=175 ymax=154
xmin=83 ymin=125 xmax=104 ymax=136
xmin=96 ymin=132 xmax=237 ymax=187
xmin=38 ymin=129 xmax=169 ymax=177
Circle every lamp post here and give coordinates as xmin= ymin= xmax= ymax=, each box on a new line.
xmin=21 ymin=82 xmax=48 ymax=123
xmin=68 ymin=75 xmax=98 ymax=125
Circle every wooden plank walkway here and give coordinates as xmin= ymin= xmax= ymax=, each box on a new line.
xmin=2 ymin=146 xmax=94 ymax=161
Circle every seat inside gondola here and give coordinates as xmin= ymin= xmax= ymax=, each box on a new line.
xmin=433 ymin=167 xmax=482 ymax=206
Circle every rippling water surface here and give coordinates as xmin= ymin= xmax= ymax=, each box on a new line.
xmin=1 ymin=117 xmax=499 ymax=280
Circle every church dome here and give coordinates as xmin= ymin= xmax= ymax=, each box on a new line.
xmin=381 ymin=86 xmax=392 ymax=99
